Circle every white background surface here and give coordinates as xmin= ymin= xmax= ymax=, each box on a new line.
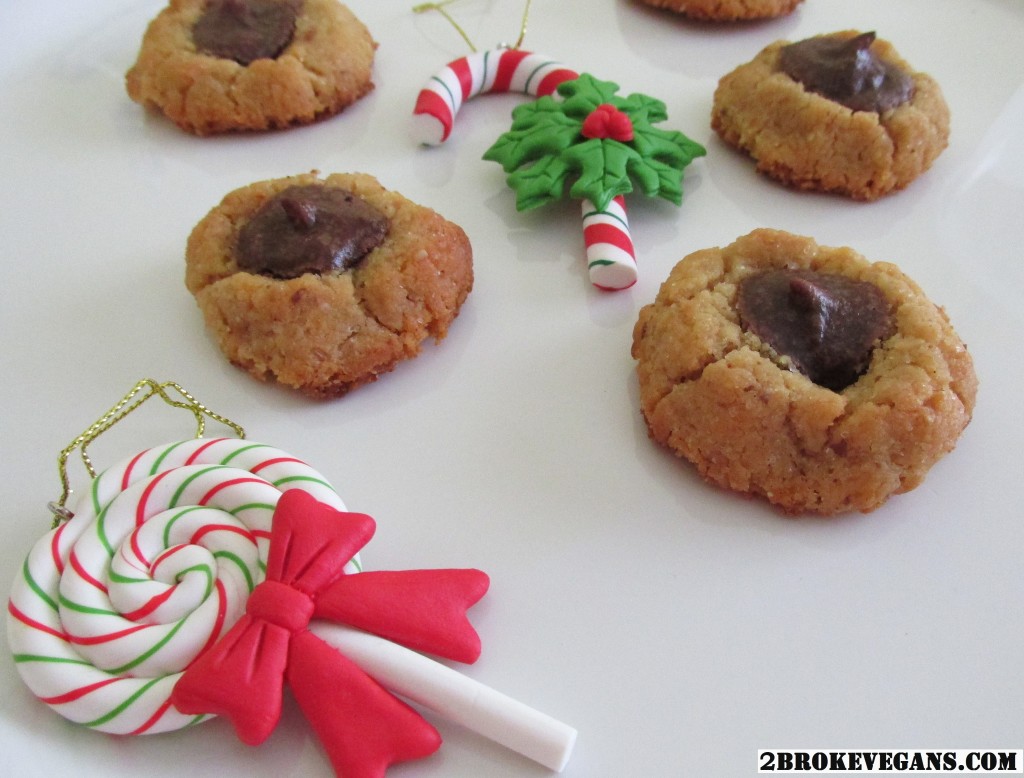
xmin=2 ymin=1 xmax=1022 ymax=776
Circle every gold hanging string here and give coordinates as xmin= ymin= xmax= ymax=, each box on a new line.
xmin=48 ymin=379 xmax=245 ymax=527
xmin=413 ymin=0 xmax=533 ymax=52
xmin=413 ymin=1 xmax=478 ymax=52
xmin=512 ymin=0 xmax=532 ymax=49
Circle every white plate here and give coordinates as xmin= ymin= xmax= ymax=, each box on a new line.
xmin=1 ymin=1 xmax=1022 ymax=775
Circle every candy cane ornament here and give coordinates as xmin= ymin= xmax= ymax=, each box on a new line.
xmin=7 ymin=437 xmax=576 ymax=776
xmin=413 ymin=48 xmax=639 ymax=290
xmin=413 ymin=48 xmax=706 ymax=292
xmin=412 ymin=48 xmax=579 ymax=146
xmin=582 ymin=195 xmax=637 ymax=292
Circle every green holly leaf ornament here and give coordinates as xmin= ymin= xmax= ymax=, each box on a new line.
xmin=483 ymin=73 xmax=706 ymax=212
xmin=564 ymin=138 xmax=638 ymax=206
xmin=507 ymin=155 xmax=573 ymax=211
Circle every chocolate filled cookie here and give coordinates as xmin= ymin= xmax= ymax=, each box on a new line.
xmin=636 ymin=0 xmax=803 ymax=21
xmin=126 ymin=0 xmax=375 ymax=135
xmin=631 ymin=229 xmax=977 ymax=515
xmin=711 ymin=31 xmax=949 ymax=199
xmin=186 ymin=173 xmax=473 ymax=397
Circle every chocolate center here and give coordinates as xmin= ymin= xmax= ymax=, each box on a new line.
xmin=736 ymin=269 xmax=892 ymax=391
xmin=779 ymin=32 xmax=914 ymax=113
xmin=192 ymin=0 xmax=300 ymax=66
xmin=235 ymin=185 xmax=390 ymax=278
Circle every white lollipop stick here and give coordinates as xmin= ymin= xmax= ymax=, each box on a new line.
xmin=311 ymin=622 xmax=577 ymax=772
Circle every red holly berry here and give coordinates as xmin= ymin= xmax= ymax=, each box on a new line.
xmin=581 ymin=103 xmax=634 ymax=142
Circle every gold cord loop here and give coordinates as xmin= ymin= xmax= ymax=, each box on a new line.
xmin=513 ymin=0 xmax=532 ymax=49
xmin=413 ymin=1 xmax=478 ymax=52
xmin=413 ymin=0 xmax=533 ymax=52
xmin=50 ymin=379 xmax=245 ymax=527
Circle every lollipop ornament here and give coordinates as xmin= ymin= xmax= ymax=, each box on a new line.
xmin=412 ymin=1 xmax=706 ymax=291
xmin=7 ymin=380 xmax=576 ymax=776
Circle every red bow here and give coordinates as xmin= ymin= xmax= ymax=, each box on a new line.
xmin=171 ymin=490 xmax=489 ymax=778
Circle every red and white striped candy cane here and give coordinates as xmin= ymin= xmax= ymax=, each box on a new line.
xmin=412 ymin=48 xmax=578 ymax=146
xmin=581 ymin=195 xmax=637 ymax=291
xmin=413 ymin=48 xmax=637 ymax=291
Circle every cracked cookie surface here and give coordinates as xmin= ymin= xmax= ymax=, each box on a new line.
xmin=186 ymin=172 xmax=473 ymax=397
xmin=126 ymin=0 xmax=375 ymax=135
xmin=711 ymin=31 xmax=949 ymax=200
xmin=631 ymin=229 xmax=977 ymax=514
xmin=636 ymin=0 xmax=803 ymax=21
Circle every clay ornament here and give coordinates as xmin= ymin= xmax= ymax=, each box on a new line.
xmin=7 ymin=382 xmax=576 ymax=776
xmin=413 ymin=48 xmax=705 ymax=291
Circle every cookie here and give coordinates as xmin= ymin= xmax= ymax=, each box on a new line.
xmin=636 ymin=0 xmax=803 ymax=21
xmin=711 ymin=31 xmax=949 ymax=200
xmin=631 ymin=229 xmax=977 ymax=515
xmin=126 ymin=0 xmax=376 ymax=135
xmin=186 ymin=172 xmax=473 ymax=397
